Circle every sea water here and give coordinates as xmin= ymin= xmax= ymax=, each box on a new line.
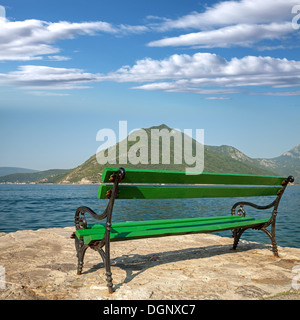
xmin=0 ymin=184 xmax=299 ymax=248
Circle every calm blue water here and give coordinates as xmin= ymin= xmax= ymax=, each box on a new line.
xmin=0 ymin=184 xmax=299 ymax=248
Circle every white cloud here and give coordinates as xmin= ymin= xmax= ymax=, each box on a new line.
xmin=159 ymin=0 xmax=298 ymax=30
xmin=145 ymin=15 xmax=171 ymax=22
xmin=1 ymin=0 xmax=296 ymax=63
xmin=47 ymin=55 xmax=71 ymax=61
xmin=104 ymin=52 xmax=300 ymax=95
xmin=148 ymin=0 xmax=299 ymax=48
xmin=0 ymin=18 xmax=117 ymax=61
xmin=119 ymin=24 xmax=149 ymax=34
xmin=0 ymin=52 xmax=299 ymax=96
xmin=0 ymin=0 xmax=297 ymax=62
xmin=104 ymin=52 xmax=300 ymax=84
xmin=148 ymin=22 xmax=293 ymax=48
xmin=131 ymin=81 xmax=240 ymax=95
xmin=104 ymin=53 xmax=226 ymax=82
xmin=0 ymin=16 xmax=152 ymax=61
xmin=0 ymin=65 xmax=101 ymax=90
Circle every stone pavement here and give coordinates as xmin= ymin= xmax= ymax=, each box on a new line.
xmin=0 ymin=227 xmax=299 ymax=300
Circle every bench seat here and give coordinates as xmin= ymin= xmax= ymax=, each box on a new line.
xmin=75 ymin=215 xmax=269 ymax=245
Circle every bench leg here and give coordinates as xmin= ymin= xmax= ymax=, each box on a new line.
xmin=93 ymin=246 xmax=114 ymax=294
xmin=75 ymin=238 xmax=88 ymax=275
xmin=232 ymin=228 xmax=246 ymax=251
xmin=260 ymin=225 xmax=279 ymax=257
xmin=105 ymin=241 xmax=114 ymax=293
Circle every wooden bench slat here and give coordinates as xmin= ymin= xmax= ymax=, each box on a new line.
xmin=86 ymin=214 xmax=249 ymax=229
xmin=77 ymin=217 xmax=256 ymax=240
xmin=101 ymin=168 xmax=285 ymax=186
xmin=78 ymin=215 xmax=254 ymax=237
xmin=76 ymin=216 xmax=269 ymax=244
xmin=98 ymin=185 xmax=281 ymax=199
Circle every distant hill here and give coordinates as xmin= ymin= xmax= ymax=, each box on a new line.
xmin=0 ymin=167 xmax=38 ymax=177
xmin=256 ymin=144 xmax=300 ymax=183
xmin=54 ymin=124 xmax=283 ymax=184
xmin=1 ymin=125 xmax=297 ymax=184
xmin=0 ymin=169 xmax=70 ymax=184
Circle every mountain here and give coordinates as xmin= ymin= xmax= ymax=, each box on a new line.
xmin=256 ymin=144 xmax=300 ymax=183
xmin=54 ymin=124 xmax=282 ymax=184
xmin=0 ymin=167 xmax=38 ymax=177
xmin=0 ymin=169 xmax=70 ymax=184
xmin=1 ymin=125 xmax=297 ymax=184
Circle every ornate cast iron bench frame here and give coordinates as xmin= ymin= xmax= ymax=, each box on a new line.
xmin=71 ymin=168 xmax=294 ymax=293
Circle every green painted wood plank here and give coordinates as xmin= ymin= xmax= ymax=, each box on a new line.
xmin=76 ymin=216 xmax=256 ymax=239
xmin=77 ymin=217 xmax=256 ymax=240
xmin=97 ymin=185 xmax=281 ymax=199
xmin=86 ymin=215 xmax=252 ymax=229
xmin=78 ymin=217 xmax=269 ymax=244
xmin=101 ymin=167 xmax=285 ymax=186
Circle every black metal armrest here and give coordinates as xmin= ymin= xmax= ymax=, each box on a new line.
xmin=231 ymin=199 xmax=276 ymax=216
xmin=74 ymin=167 xmax=126 ymax=230
xmin=74 ymin=206 xmax=108 ymax=230
xmin=231 ymin=175 xmax=294 ymax=220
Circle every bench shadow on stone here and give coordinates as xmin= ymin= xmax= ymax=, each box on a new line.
xmin=82 ymin=241 xmax=272 ymax=291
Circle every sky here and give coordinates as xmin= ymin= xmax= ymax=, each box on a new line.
xmin=0 ymin=0 xmax=299 ymax=170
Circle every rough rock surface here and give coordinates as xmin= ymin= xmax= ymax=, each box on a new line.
xmin=0 ymin=227 xmax=299 ymax=300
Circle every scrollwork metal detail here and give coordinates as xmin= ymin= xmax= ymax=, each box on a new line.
xmin=237 ymin=205 xmax=246 ymax=217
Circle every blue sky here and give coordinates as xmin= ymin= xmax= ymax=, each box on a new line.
xmin=0 ymin=0 xmax=299 ymax=170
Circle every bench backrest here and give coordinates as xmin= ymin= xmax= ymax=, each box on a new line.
xmin=98 ymin=168 xmax=287 ymax=200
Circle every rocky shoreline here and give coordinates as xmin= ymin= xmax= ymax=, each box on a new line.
xmin=0 ymin=226 xmax=299 ymax=300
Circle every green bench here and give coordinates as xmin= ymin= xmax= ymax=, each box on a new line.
xmin=72 ymin=167 xmax=294 ymax=293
